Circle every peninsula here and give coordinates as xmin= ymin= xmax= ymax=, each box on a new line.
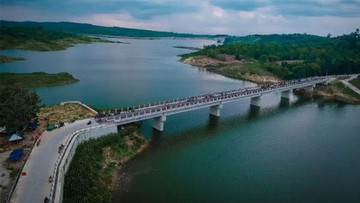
xmin=181 ymin=30 xmax=360 ymax=103
xmin=0 ymin=72 xmax=79 ymax=88
xmin=0 ymin=55 xmax=25 ymax=63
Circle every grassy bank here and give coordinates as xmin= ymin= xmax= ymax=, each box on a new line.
xmin=295 ymin=80 xmax=360 ymax=104
xmin=181 ymin=56 xmax=279 ymax=83
xmin=0 ymin=72 xmax=79 ymax=88
xmin=37 ymin=103 xmax=96 ymax=132
xmin=0 ymin=55 xmax=25 ymax=63
xmin=349 ymin=78 xmax=360 ymax=89
xmin=63 ymin=126 xmax=147 ymax=203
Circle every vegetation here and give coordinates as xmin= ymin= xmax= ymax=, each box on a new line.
xmin=349 ymin=78 xmax=360 ymax=89
xmin=224 ymin=33 xmax=331 ymax=45
xmin=63 ymin=127 xmax=146 ymax=203
xmin=333 ymin=81 xmax=360 ymax=101
xmin=205 ymin=60 xmax=275 ymax=81
xmin=0 ymin=86 xmax=40 ymax=130
xmin=0 ymin=26 xmax=96 ymax=51
xmin=0 ymin=21 xmax=222 ymax=38
xmin=37 ymin=103 xmax=96 ymax=132
xmin=173 ymin=46 xmax=201 ymax=50
xmin=0 ymin=55 xmax=25 ymax=63
xmin=0 ymin=72 xmax=79 ymax=88
xmin=182 ymin=29 xmax=360 ymax=80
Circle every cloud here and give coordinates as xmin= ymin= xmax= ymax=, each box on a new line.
xmin=1 ymin=0 xmax=360 ymax=36
xmin=209 ymin=0 xmax=360 ymax=17
xmin=0 ymin=0 xmax=199 ymax=19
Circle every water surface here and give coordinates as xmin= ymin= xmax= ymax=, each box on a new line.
xmin=1 ymin=39 xmax=359 ymax=203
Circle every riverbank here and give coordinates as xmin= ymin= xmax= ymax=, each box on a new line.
xmin=181 ymin=56 xmax=360 ymax=104
xmin=294 ymin=80 xmax=360 ymax=104
xmin=0 ymin=72 xmax=79 ymax=88
xmin=63 ymin=125 xmax=147 ymax=203
xmin=349 ymin=78 xmax=360 ymax=89
xmin=182 ymin=56 xmax=280 ymax=83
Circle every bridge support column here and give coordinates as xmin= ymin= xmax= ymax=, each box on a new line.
xmin=308 ymin=85 xmax=316 ymax=91
xmin=153 ymin=115 xmax=166 ymax=132
xmin=281 ymin=89 xmax=292 ymax=101
xmin=250 ymin=96 xmax=261 ymax=108
xmin=209 ymin=104 xmax=223 ymax=117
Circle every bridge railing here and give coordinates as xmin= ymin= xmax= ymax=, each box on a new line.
xmin=102 ymin=77 xmax=329 ymax=124
xmin=49 ymin=124 xmax=117 ymax=203
xmin=102 ymin=75 xmax=355 ymax=118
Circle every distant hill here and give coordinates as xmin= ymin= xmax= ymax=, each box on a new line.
xmin=0 ymin=26 xmax=96 ymax=51
xmin=224 ymin=34 xmax=331 ymax=45
xmin=0 ymin=20 xmax=223 ymax=38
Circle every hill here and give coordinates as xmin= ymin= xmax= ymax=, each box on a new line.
xmin=0 ymin=25 xmax=98 ymax=51
xmin=0 ymin=20 xmax=221 ymax=38
xmin=181 ymin=29 xmax=360 ymax=81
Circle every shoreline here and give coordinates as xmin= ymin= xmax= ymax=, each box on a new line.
xmin=181 ymin=56 xmax=280 ymax=84
xmin=0 ymin=55 xmax=25 ymax=64
xmin=0 ymin=72 xmax=79 ymax=88
xmin=181 ymin=56 xmax=360 ymax=104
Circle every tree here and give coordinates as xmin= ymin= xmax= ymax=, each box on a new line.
xmin=0 ymin=86 xmax=40 ymax=131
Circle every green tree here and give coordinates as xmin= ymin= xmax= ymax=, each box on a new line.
xmin=0 ymin=86 xmax=40 ymax=131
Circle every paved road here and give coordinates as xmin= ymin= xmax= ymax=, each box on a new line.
xmin=341 ymin=75 xmax=360 ymax=95
xmin=10 ymin=118 xmax=97 ymax=203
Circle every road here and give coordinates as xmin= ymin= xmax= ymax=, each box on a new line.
xmin=10 ymin=118 xmax=96 ymax=203
xmin=341 ymin=75 xmax=360 ymax=95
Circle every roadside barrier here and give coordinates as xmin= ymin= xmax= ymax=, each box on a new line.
xmin=49 ymin=124 xmax=117 ymax=203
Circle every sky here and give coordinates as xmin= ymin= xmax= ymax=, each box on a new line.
xmin=0 ymin=0 xmax=359 ymax=36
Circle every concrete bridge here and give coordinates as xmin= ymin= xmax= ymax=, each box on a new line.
xmin=99 ymin=76 xmax=331 ymax=131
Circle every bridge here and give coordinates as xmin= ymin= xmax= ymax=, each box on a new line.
xmin=99 ymin=76 xmax=331 ymax=131
xmin=6 ymin=75 xmax=338 ymax=203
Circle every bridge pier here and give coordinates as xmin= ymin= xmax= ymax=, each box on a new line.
xmin=209 ymin=104 xmax=223 ymax=117
xmin=153 ymin=115 xmax=166 ymax=131
xmin=250 ymin=96 xmax=261 ymax=108
xmin=281 ymin=89 xmax=292 ymax=102
xmin=308 ymin=85 xmax=316 ymax=91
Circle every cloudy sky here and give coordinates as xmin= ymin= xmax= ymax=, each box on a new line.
xmin=1 ymin=0 xmax=359 ymax=36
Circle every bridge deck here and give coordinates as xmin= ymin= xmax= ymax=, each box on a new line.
xmin=98 ymin=77 xmax=329 ymax=126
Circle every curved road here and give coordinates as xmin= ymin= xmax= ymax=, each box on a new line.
xmin=10 ymin=118 xmax=97 ymax=203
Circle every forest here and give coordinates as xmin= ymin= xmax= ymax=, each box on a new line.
xmin=0 ymin=26 xmax=93 ymax=51
xmin=0 ymin=72 xmax=79 ymax=88
xmin=223 ymin=33 xmax=331 ymax=45
xmin=182 ymin=30 xmax=360 ymax=79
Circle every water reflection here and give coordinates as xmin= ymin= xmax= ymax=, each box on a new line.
xmin=247 ymin=106 xmax=260 ymax=120
xmin=149 ymin=128 xmax=163 ymax=148
xmin=207 ymin=115 xmax=220 ymax=132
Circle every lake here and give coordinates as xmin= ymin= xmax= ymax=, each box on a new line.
xmin=1 ymin=38 xmax=359 ymax=202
